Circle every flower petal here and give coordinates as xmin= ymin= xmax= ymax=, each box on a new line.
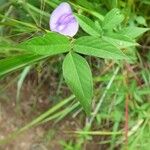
xmin=60 ymin=21 xmax=79 ymax=37
xmin=50 ymin=2 xmax=79 ymax=37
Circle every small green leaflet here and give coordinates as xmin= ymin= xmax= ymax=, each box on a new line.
xmin=74 ymin=36 xmax=129 ymax=60
xmin=63 ymin=52 xmax=93 ymax=115
xmin=118 ymin=27 xmax=150 ymax=39
xmin=102 ymin=33 xmax=138 ymax=48
xmin=75 ymin=14 xmax=102 ymax=36
xmin=18 ymin=32 xmax=71 ymax=55
xmin=102 ymin=8 xmax=124 ymax=30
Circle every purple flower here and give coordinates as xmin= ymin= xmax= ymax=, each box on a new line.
xmin=50 ymin=2 xmax=79 ymax=37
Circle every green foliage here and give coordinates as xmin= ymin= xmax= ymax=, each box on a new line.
xmin=0 ymin=54 xmax=47 ymax=77
xmin=18 ymin=32 xmax=71 ymax=55
xmin=0 ymin=0 xmax=150 ymax=149
xmin=102 ymin=33 xmax=137 ymax=48
xmin=102 ymin=8 xmax=124 ymax=30
xmin=63 ymin=52 xmax=93 ymax=115
xmin=75 ymin=14 xmax=102 ymax=36
xmin=74 ymin=36 xmax=129 ymax=60
xmin=119 ymin=27 xmax=150 ymax=39
xmin=0 ymin=5 xmax=149 ymax=114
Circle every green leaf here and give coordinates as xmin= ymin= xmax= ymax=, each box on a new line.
xmin=0 ymin=32 xmax=70 ymax=77
xmin=63 ymin=52 xmax=93 ymax=115
xmin=18 ymin=32 xmax=71 ymax=55
xmin=75 ymin=14 xmax=102 ymax=36
xmin=102 ymin=8 xmax=124 ymax=30
xmin=102 ymin=33 xmax=138 ymax=48
xmin=0 ymin=54 xmax=48 ymax=77
xmin=74 ymin=36 xmax=129 ymax=60
xmin=118 ymin=27 xmax=150 ymax=39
